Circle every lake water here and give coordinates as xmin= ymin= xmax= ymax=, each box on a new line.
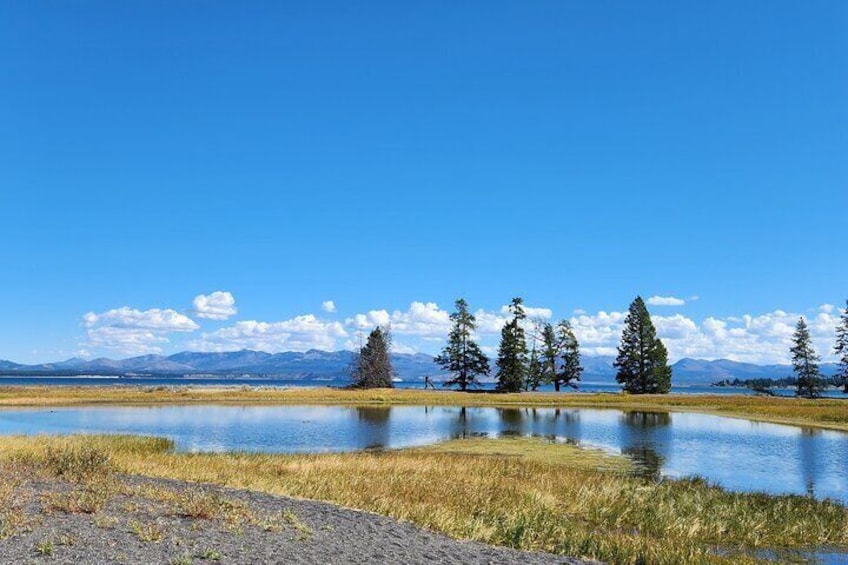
xmin=0 ymin=404 xmax=846 ymax=503
xmin=2 ymin=375 xmax=846 ymax=397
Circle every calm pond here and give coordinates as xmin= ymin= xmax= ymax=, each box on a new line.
xmin=0 ymin=405 xmax=846 ymax=503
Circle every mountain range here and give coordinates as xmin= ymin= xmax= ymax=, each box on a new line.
xmin=0 ymin=350 xmax=840 ymax=385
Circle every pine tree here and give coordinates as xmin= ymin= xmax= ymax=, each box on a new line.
xmin=834 ymin=300 xmax=848 ymax=394
xmin=526 ymin=345 xmax=543 ymax=391
xmin=557 ymin=320 xmax=583 ymax=391
xmin=495 ymin=297 xmax=527 ymax=392
xmin=352 ymin=326 xmax=394 ymax=388
xmin=792 ymin=317 xmax=824 ymax=398
xmin=539 ymin=321 xmax=583 ymax=391
xmin=434 ymin=298 xmax=490 ymax=391
xmin=614 ymin=296 xmax=673 ymax=394
xmin=539 ymin=323 xmax=560 ymax=390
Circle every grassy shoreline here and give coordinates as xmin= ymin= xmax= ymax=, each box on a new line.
xmin=1 ymin=434 xmax=845 ymax=565
xmin=1 ymin=385 xmax=847 ymax=432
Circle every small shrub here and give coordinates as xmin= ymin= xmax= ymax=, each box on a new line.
xmin=93 ymin=514 xmax=119 ymax=529
xmin=45 ymin=446 xmax=112 ymax=483
xmin=196 ymin=548 xmax=222 ymax=560
xmin=36 ymin=540 xmax=54 ymax=556
xmin=58 ymin=533 xmax=76 ymax=546
xmin=282 ymin=510 xmax=312 ymax=541
xmin=178 ymin=489 xmax=221 ymax=520
xmin=42 ymin=483 xmax=113 ymax=514
xmin=129 ymin=520 xmax=164 ymax=542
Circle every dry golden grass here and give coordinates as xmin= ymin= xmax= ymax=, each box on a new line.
xmin=0 ymin=461 xmax=30 ymax=538
xmin=1 ymin=434 xmax=845 ymax=564
xmin=1 ymin=386 xmax=846 ymax=431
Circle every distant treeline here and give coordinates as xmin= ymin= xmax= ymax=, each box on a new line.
xmin=713 ymin=376 xmax=846 ymax=390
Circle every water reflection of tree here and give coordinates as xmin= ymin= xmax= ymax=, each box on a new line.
xmin=498 ymin=408 xmax=524 ymax=427
xmin=355 ymin=407 xmax=391 ymax=450
xmin=623 ymin=446 xmax=665 ymax=482
xmin=800 ymin=428 xmax=820 ymax=497
xmin=619 ymin=411 xmax=670 ymax=482
xmin=622 ymin=411 xmax=671 ymax=429
xmin=497 ymin=408 xmax=529 ymax=437
xmin=450 ymin=406 xmax=470 ymax=439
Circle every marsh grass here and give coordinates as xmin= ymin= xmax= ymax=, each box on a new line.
xmin=41 ymin=483 xmax=114 ymax=514
xmin=44 ymin=444 xmax=112 ymax=483
xmin=1 ymin=386 xmax=846 ymax=431
xmin=0 ymin=462 xmax=29 ymax=538
xmin=2 ymin=435 xmax=844 ymax=564
xmin=129 ymin=519 xmax=165 ymax=542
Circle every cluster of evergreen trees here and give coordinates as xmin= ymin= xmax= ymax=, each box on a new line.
xmin=790 ymin=299 xmax=848 ymax=398
xmin=350 ymin=296 xmax=848 ymax=399
xmin=432 ymin=297 xmax=588 ymax=393
xmin=352 ymin=295 xmax=676 ymax=395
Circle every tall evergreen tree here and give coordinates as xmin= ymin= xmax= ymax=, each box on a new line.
xmin=834 ymin=300 xmax=848 ymax=394
xmin=526 ymin=345 xmax=543 ymax=391
xmin=614 ymin=296 xmax=672 ymax=394
xmin=557 ymin=320 xmax=583 ymax=391
xmin=352 ymin=326 xmax=394 ymax=388
xmin=791 ymin=317 xmax=824 ymax=398
xmin=434 ymin=299 xmax=490 ymax=391
xmin=495 ymin=297 xmax=527 ymax=392
xmin=539 ymin=323 xmax=560 ymax=390
xmin=539 ymin=321 xmax=583 ymax=391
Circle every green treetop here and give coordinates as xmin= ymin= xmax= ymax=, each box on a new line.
xmin=352 ymin=326 xmax=394 ymax=389
xmin=834 ymin=300 xmax=848 ymax=394
xmin=792 ymin=317 xmax=824 ymax=398
xmin=614 ymin=296 xmax=672 ymax=394
xmin=540 ymin=320 xmax=583 ymax=391
xmin=434 ymin=298 xmax=490 ymax=391
xmin=495 ymin=297 xmax=528 ymax=393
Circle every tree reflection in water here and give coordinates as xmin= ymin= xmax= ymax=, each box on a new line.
xmin=623 ymin=445 xmax=665 ymax=481
xmin=622 ymin=411 xmax=671 ymax=428
xmin=355 ymin=406 xmax=391 ymax=450
xmin=800 ymin=428 xmax=819 ymax=497
xmin=620 ymin=411 xmax=671 ymax=481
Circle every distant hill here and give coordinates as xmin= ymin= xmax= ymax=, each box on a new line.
xmin=0 ymin=350 xmax=840 ymax=385
xmin=0 ymin=350 xmax=439 ymax=381
xmin=671 ymin=358 xmax=839 ymax=385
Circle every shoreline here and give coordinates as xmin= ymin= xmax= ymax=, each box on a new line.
xmin=1 ymin=385 xmax=847 ymax=432
xmin=1 ymin=434 xmax=844 ymax=565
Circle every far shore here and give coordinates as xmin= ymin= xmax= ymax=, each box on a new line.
xmin=1 ymin=385 xmax=847 ymax=432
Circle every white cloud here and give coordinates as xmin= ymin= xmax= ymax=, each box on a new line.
xmin=570 ymin=310 xmax=627 ymax=356
xmin=474 ymin=309 xmax=509 ymax=334
xmin=647 ymin=295 xmax=686 ymax=307
xmin=321 ymin=300 xmax=337 ymax=313
xmin=82 ymin=307 xmax=199 ymax=355
xmin=193 ymin=291 xmax=237 ymax=320
xmin=389 ymin=302 xmax=451 ymax=336
xmin=345 ymin=302 xmax=557 ymax=341
xmin=569 ymin=305 xmax=841 ymax=364
xmin=347 ymin=309 xmax=392 ymax=330
xmin=346 ymin=302 xmax=450 ymax=337
xmin=345 ymin=301 xmax=558 ymax=343
xmin=190 ymin=315 xmax=347 ymax=353
xmin=499 ymin=305 xmax=553 ymax=320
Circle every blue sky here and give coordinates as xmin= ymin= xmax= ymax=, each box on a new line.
xmin=1 ymin=1 xmax=846 ymax=364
